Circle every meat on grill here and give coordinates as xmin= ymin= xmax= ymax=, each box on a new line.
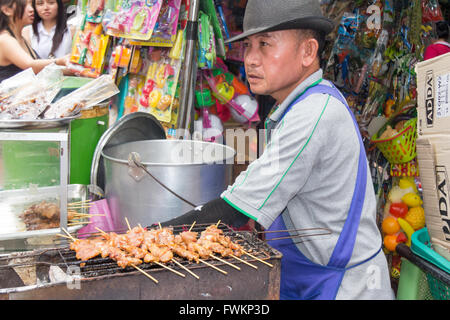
xmin=69 ymin=224 xmax=244 ymax=269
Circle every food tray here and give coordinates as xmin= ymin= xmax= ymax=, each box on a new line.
xmin=0 ymin=113 xmax=81 ymax=129
xmin=0 ymin=184 xmax=88 ymax=249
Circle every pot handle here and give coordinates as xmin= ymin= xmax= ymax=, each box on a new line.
xmin=127 ymin=152 xmax=198 ymax=208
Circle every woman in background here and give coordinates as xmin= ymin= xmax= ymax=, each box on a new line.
xmin=424 ymin=20 xmax=450 ymax=60
xmin=0 ymin=0 xmax=67 ymax=82
xmin=22 ymin=0 xmax=73 ymax=58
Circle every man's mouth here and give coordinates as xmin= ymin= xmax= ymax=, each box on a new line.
xmin=247 ymin=73 xmax=263 ymax=82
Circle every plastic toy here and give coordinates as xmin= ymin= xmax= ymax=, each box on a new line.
xmin=130 ymin=0 xmax=181 ymax=47
xmin=203 ymin=69 xmax=259 ymax=125
xmin=69 ymin=21 xmax=109 ymax=78
xmin=136 ymin=46 xmax=183 ymax=123
xmin=105 ymin=0 xmax=163 ymax=41
xmin=194 ymin=112 xmax=223 ymax=143
xmin=198 ymin=11 xmax=216 ymax=69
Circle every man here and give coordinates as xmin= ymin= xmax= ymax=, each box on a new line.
xmin=165 ymin=0 xmax=394 ymax=300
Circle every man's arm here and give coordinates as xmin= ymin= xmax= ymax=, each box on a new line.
xmin=160 ymin=198 xmax=251 ymax=228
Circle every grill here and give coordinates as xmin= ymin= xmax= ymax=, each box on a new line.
xmin=0 ymin=223 xmax=281 ymax=300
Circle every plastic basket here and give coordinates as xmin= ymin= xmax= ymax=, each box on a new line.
xmin=411 ymin=228 xmax=450 ymax=274
xmin=397 ymin=258 xmax=434 ymax=300
xmin=411 ymin=228 xmax=450 ymax=300
xmin=371 ymin=118 xmax=417 ymax=164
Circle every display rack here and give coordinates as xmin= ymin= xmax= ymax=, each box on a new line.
xmin=0 ymin=125 xmax=70 ymax=231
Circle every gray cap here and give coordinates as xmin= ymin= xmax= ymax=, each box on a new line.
xmin=225 ymin=0 xmax=334 ymax=43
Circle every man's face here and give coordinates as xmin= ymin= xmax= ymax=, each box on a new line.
xmin=243 ymin=30 xmax=307 ymax=104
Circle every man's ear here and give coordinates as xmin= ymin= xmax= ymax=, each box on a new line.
xmin=301 ymin=38 xmax=320 ymax=68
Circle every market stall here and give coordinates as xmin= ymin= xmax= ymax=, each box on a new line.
xmin=0 ymin=0 xmax=449 ymax=301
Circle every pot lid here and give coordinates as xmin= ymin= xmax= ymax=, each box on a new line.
xmin=90 ymin=112 xmax=166 ymax=192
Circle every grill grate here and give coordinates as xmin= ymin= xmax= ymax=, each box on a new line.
xmin=32 ymin=223 xmax=278 ymax=279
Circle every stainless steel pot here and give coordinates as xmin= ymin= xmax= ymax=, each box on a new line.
xmin=101 ymin=140 xmax=235 ymax=228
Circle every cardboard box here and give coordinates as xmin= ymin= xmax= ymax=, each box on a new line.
xmin=416 ymin=52 xmax=450 ymax=137
xmin=415 ymin=54 xmax=450 ymax=252
xmin=416 ymin=138 xmax=450 ymax=243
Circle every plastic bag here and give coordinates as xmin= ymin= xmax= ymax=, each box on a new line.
xmin=43 ymin=74 xmax=119 ymax=118
xmin=422 ymin=0 xmax=444 ymax=23
xmin=0 ymin=64 xmax=64 ymax=119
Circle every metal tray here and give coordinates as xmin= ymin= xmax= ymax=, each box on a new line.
xmin=0 ymin=184 xmax=88 ymax=246
xmin=0 ymin=113 xmax=81 ymax=129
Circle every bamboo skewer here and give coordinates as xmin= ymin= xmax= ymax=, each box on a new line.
xmin=241 ymin=250 xmax=273 ymax=268
xmin=68 ymin=221 xmax=92 ymax=226
xmin=69 ymin=199 xmax=93 ymax=206
xmin=172 ymin=258 xmax=200 ymax=280
xmin=132 ymin=265 xmax=158 ymax=284
xmin=209 ymin=254 xmax=241 ymax=271
xmin=70 ymin=213 xmax=105 ymax=217
xmin=188 ymin=221 xmax=196 ymax=232
xmin=56 ymin=233 xmax=74 ymax=240
xmin=230 ymin=254 xmax=258 ymax=269
xmin=199 ymin=258 xmax=228 ymax=275
xmin=95 ymin=227 xmax=108 ymax=236
xmin=125 ymin=217 xmax=131 ymax=231
xmin=154 ymin=261 xmax=185 ymax=278
xmin=61 ymin=227 xmax=76 ymax=241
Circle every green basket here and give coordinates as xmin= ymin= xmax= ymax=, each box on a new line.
xmin=372 ymin=118 xmax=417 ymax=164
xmin=411 ymin=228 xmax=450 ymax=300
xmin=426 ymin=273 xmax=450 ymax=300
xmin=397 ymin=258 xmax=434 ymax=300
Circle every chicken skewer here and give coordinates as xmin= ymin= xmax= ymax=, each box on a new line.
xmin=207 ymin=223 xmax=272 ymax=268
xmin=60 ymin=228 xmax=159 ymax=283
xmin=122 ymin=222 xmax=187 ymax=278
xmin=96 ymin=227 xmax=185 ymax=278
xmin=66 ymin=223 xmax=254 ymax=277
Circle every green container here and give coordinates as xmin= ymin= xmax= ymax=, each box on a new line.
xmin=57 ymin=76 xmax=109 ymax=185
xmin=69 ymin=105 xmax=109 ymax=185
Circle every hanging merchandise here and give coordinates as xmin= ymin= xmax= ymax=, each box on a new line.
xmin=138 ymin=45 xmax=183 ymax=123
xmin=421 ymin=0 xmax=444 ymax=23
xmin=86 ymin=0 xmax=106 ymax=23
xmin=68 ymin=20 xmax=110 ymax=78
xmin=194 ymin=112 xmax=223 ymax=143
xmin=203 ymin=65 xmax=259 ymax=126
xmin=130 ymin=0 xmax=182 ymax=47
xmin=200 ymin=0 xmax=225 ymax=58
xmin=197 ymin=10 xmax=216 ymax=69
xmin=104 ymin=0 xmax=163 ymax=41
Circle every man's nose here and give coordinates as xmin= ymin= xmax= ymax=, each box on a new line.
xmin=244 ymin=46 xmax=260 ymax=67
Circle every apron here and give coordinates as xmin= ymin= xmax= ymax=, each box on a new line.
xmin=265 ymin=83 xmax=380 ymax=300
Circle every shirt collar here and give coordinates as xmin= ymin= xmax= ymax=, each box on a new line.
xmin=269 ymin=69 xmax=323 ymax=122
xmin=38 ymin=21 xmax=56 ymax=36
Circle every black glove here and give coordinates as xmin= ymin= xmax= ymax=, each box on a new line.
xmin=161 ymin=197 xmax=251 ymax=229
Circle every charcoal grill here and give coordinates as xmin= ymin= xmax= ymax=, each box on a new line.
xmin=0 ymin=223 xmax=281 ymax=300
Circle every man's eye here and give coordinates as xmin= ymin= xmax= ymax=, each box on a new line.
xmin=243 ymin=42 xmax=250 ymax=48
xmin=260 ymin=41 xmax=269 ymax=47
